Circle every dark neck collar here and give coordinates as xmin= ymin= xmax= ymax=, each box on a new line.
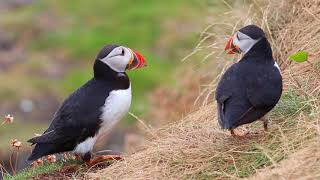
xmin=93 ymin=60 xmax=130 ymax=89
xmin=243 ymin=37 xmax=273 ymax=60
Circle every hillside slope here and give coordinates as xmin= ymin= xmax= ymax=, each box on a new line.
xmin=249 ymin=139 xmax=320 ymax=180
xmin=90 ymin=0 xmax=320 ymax=179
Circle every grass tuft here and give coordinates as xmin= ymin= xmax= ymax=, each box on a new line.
xmin=272 ymin=89 xmax=311 ymax=117
xmin=4 ymin=161 xmax=67 ymax=180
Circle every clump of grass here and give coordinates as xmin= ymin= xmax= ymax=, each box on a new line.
xmin=0 ymin=114 xmax=73 ymax=179
xmin=248 ymin=139 xmax=320 ymax=180
xmin=3 ymin=160 xmax=76 ymax=180
xmin=90 ymin=101 xmax=318 ymax=179
xmin=272 ymin=89 xmax=311 ymax=117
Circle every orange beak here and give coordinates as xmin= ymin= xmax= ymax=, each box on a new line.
xmin=126 ymin=49 xmax=147 ymax=70
xmin=225 ymin=34 xmax=240 ymax=54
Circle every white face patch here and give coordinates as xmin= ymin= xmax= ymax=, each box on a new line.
xmin=233 ymin=31 xmax=260 ymax=54
xmin=99 ymin=46 xmax=133 ymax=72
xmin=274 ymin=62 xmax=280 ymax=72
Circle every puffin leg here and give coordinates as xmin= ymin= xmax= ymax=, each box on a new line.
xmin=230 ymin=129 xmax=235 ymax=136
xmin=76 ymin=152 xmax=93 ymax=164
xmin=261 ymin=117 xmax=268 ymax=131
xmin=86 ymin=155 xmax=122 ymax=166
xmin=74 ymin=154 xmax=82 ymax=161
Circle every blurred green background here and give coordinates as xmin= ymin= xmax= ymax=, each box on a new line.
xmin=0 ymin=0 xmax=225 ymax=164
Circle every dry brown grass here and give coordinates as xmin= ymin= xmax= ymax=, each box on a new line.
xmin=146 ymin=67 xmax=207 ymax=127
xmin=248 ymin=138 xmax=320 ymax=180
xmin=90 ymin=103 xmax=317 ymax=179
xmin=89 ymin=0 xmax=320 ymax=179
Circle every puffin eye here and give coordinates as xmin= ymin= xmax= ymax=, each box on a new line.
xmin=121 ymin=48 xmax=125 ymax=56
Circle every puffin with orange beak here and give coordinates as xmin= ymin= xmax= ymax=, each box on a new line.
xmin=27 ymin=44 xmax=146 ymax=164
xmin=216 ymin=25 xmax=282 ymax=136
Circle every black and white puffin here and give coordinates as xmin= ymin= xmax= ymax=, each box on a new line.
xmin=215 ymin=25 xmax=282 ymax=136
xmin=27 ymin=44 xmax=146 ymax=164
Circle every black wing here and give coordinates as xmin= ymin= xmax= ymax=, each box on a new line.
xmin=246 ymin=66 xmax=282 ymax=108
xmin=215 ymin=64 xmax=245 ymax=129
xmin=27 ymin=79 xmax=112 ymax=161
xmin=216 ymin=61 xmax=282 ymax=130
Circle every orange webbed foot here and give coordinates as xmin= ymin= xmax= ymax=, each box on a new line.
xmin=86 ymin=155 xmax=123 ymax=166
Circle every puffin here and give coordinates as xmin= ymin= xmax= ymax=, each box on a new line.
xmin=27 ymin=44 xmax=146 ymax=164
xmin=215 ymin=25 xmax=282 ymax=136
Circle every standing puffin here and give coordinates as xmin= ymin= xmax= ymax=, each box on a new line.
xmin=215 ymin=25 xmax=282 ymax=136
xmin=27 ymin=44 xmax=146 ymax=164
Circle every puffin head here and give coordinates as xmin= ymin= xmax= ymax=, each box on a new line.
xmin=225 ymin=25 xmax=266 ymax=55
xmin=95 ymin=44 xmax=146 ymax=73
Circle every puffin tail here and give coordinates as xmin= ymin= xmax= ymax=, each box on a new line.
xmin=27 ymin=130 xmax=64 ymax=162
xmin=27 ymin=143 xmax=53 ymax=162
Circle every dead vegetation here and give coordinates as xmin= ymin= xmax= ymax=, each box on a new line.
xmin=147 ymin=67 xmax=208 ymax=127
xmin=88 ymin=0 xmax=320 ymax=179
xmin=248 ymin=138 xmax=320 ymax=180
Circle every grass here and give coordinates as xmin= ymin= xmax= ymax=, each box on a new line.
xmin=7 ymin=0 xmax=320 ymax=179
xmin=272 ymin=89 xmax=311 ymax=117
xmin=92 ymin=100 xmax=317 ymax=179
xmin=3 ymin=158 xmax=120 ymax=180
xmin=0 ymin=0 xmax=211 ymax=178
xmin=3 ymin=160 xmax=77 ymax=180
xmin=4 ymin=162 xmax=63 ymax=180
xmin=88 ymin=0 xmax=320 ymax=179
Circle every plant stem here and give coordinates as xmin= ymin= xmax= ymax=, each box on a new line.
xmin=0 ymin=162 xmax=7 ymax=178
xmin=9 ymin=150 xmax=15 ymax=176
xmin=15 ymin=150 xmax=19 ymax=175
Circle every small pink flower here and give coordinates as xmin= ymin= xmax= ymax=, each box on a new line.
xmin=31 ymin=159 xmax=44 ymax=167
xmin=11 ymin=139 xmax=22 ymax=148
xmin=47 ymin=155 xmax=56 ymax=163
xmin=36 ymin=159 xmax=44 ymax=165
xmin=3 ymin=114 xmax=14 ymax=124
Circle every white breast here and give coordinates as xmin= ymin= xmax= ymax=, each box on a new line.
xmin=74 ymin=85 xmax=132 ymax=155
xmin=99 ymin=84 xmax=132 ymax=132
